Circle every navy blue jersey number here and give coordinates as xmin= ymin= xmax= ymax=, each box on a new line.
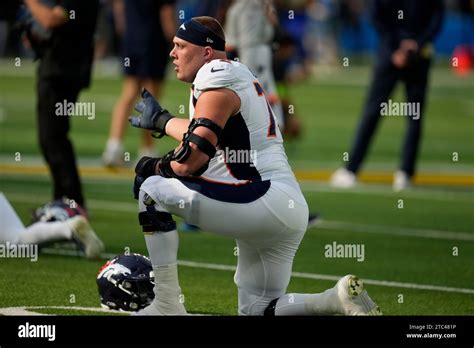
xmin=253 ymin=81 xmax=276 ymax=137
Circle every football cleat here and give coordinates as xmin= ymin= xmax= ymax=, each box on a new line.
xmin=32 ymin=197 xmax=87 ymax=223
xmin=336 ymin=274 xmax=382 ymax=316
xmin=67 ymin=216 xmax=104 ymax=259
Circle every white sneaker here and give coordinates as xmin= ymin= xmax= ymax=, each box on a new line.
xmin=67 ymin=216 xmax=105 ymax=259
xmin=330 ymin=168 xmax=357 ymax=188
xmin=393 ymin=170 xmax=411 ymax=192
xmin=336 ymin=274 xmax=382 ymax=316
xmin=102 ymin=139 xmax=126 ymax=167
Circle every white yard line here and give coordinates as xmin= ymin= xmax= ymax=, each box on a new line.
xmin=5 ymin=192 xmax=473 ymax=242
xmin=315 ymin=220 xmax=474 ymax=241
xmin=39 ymin=248 xmax=474 ymax=295
xmin=0 ymin=307 xmax=48 ymax=316
xmin=289 ymin=272 xmax=474 ymax=295
xmin=177 ymin=260 xmax=474 ymax=295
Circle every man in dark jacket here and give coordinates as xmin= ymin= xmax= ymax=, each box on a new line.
xmin=331 ymin=0 xmax=444 ymax=191
xmin=25 ymin=0 xmax=99 ymax=208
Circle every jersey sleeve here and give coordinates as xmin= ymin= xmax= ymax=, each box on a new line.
xmin=193 ymin=60 xmax=238 ymax=99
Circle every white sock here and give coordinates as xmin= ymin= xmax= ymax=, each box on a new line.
xmin=144 ymin=230 xmax=185 ymax=314
xmin=152 ymin=263 xmax=185 ymax=314
xmin=275 ymin=287 xmax=341 ymax=315
xmin=144 ymin=229 xmax=179 ymax=266
xmin=18 ymin=221 xmax=72 ymax=245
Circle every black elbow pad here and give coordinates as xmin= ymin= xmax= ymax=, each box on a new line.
xmin=174 ymin=118 xmax=223 ymax=163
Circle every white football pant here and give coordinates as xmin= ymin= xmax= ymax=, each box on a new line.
xmin=139 ymin=175 xmax=308 ymax=315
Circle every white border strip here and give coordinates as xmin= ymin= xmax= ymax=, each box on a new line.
xmin=177 ymin=260 xmax=474 ymax=295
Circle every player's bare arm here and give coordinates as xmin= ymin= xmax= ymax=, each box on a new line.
xmin=163 ymin=118 xmax=191 ymax=141
xmin=160 ymin=4 xmax=177 ymax=43
xmin=128 ymin=88 xmax=235 ymax=144
xmin=129 ymin=85 xmax=240 ymax=200
xmin=170 ymin=88 xmax=240 ymax=176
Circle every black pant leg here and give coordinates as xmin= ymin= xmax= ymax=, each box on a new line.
xmin=400 ymin=58 xmax=431 ymax=177
xmin=37 ymin=78 xmax=85 ymax=207
xmin=346 ymin=56 xmax=399 ymax=173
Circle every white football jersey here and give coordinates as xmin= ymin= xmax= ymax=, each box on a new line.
xmin=189 ymin=59 xmax=302 ymax=198
xmin=140 ymin=61 xmax=309 ymax=315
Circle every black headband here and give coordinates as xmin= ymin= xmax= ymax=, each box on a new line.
xmin=176 ymin=19 xmax=226 ymax=51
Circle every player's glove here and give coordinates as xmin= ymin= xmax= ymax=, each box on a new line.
xmin=128 ymin=89 xmax=174 ymax=138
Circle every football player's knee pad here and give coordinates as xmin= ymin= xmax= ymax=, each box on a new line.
xmin=138 ymin=191 xmax=176 ymax=233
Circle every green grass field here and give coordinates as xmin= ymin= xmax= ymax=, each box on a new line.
xmin=0 ymin=59 xmax=473 ymax=315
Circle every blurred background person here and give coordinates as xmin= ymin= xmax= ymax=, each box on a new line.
xmin=94 ymin=0 xmax=123 ymax=61
xmin=0 ymin=1 xmax=21 ymax=55
xmin=225 ymin=0 xmax=285 ymax=129
xmin=192 ymin=0 xmax=231 ymax=22
xmin=330 ymin=0 xmax=445 ymax=191
xmin=0 ymin=193 xmax=104 ymax=259
xmin=24 ymin=0 xmax=99 ymax=210
xmin=102 ymin=0 xmax=176 ymax=167
xmin=303 ymin=0 xmax=340 ymax=76
xmin=272 ymin=31 xmax=305 ymax=140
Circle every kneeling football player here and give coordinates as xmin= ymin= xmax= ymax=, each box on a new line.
xmin=128 ymin=17 xmax=381 ymax=316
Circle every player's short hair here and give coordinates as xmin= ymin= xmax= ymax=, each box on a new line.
xmin=192 ymin=16 xmax=225 ymax=42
